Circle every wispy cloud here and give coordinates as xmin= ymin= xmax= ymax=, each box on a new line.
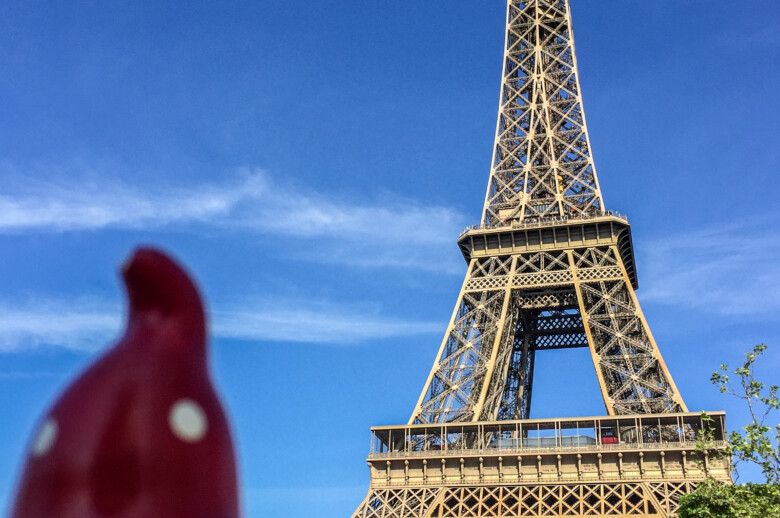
xmin=0 ymin=176 xmax=249 ymax=232
xmin=0 ymin=297 xmax=121 ymax=353
xmin=213 ymin=301 xmax=441 ymax=344
xmin=0 ymin=296 xmax=442 ymax=353
xmin=0 ymin=168 xmax=467 ymax=272
xmin=638 ymin=218 xmax=780 ymax=316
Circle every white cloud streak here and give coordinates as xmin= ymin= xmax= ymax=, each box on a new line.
xmin=213 ymin=304 xmax=441 ymax=344
xmin=0 ymin=298 xmax=121 ymax=353
xmin=0 ymin=296 xmax=442 ymax=353
xmin=3 ymin=220 xmax=773 ymax=352
xmin=637 ymin=219 xmax=780 ymax=316
xmin=0 ymin=169 xmax=466 ymax=272
xmin=0 ymin=183 xmax=242 ymax=232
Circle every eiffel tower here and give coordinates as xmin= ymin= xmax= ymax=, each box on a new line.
xmin=351 ymin=2 xmax=731 ymax=517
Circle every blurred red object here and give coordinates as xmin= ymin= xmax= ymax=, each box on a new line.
xmin=10 ymin=248 xmax=240 ymax=518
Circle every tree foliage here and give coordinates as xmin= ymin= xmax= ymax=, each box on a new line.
xmin=677 ymin=478 xmax=780 ymax=518
xmin=711 ymin=344 xmax=780 ymax=482
xmin=678 ymin=345 xmax=780 ymax=517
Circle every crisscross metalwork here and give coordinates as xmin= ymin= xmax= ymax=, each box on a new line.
xmin=483 ymin=0 xmax=604 ymax=226
xmin=412 ymin=244 xmax=686 ymax=423
xmin=353 ymin=483 xmax=681 ymax=517
xmin=351 ymin=1 xmax=729 ymax=516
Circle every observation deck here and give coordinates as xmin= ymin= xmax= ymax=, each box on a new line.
xmin=457 ymin=211 xmax=638 ymax=289
xmin=365 ymin=412 xmax=730 ymax=489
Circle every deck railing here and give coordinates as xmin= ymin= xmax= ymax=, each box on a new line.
xmin=368 ymin=412 xmax=727 ymax=458
xmin=459 ymin=210 xmax=629 ymax=237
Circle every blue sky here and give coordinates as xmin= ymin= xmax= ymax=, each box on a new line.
xmin=1 ymin=1 xmax=779 ymax=516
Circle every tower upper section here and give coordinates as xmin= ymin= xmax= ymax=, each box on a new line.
xmin=482 ymin=0 xmax=605 ymax=227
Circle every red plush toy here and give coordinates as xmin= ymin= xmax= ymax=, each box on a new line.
xmin=10 ymin=248 xmax=240 ymax=518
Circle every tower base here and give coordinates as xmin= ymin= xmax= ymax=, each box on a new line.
xmin=355 ymin=481 xmax=702 ymax=517
xmin=351 ymin=413 xmax=731 ymax=517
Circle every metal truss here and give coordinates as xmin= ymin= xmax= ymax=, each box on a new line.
xmin=352 ymin=413 xmax=731 ymax=518
xmin=410 ymin=246 xmax=686 ymax=424
xmin=353 ymin=482 xmax=700 ymax=518
xmin=410 ymin=0 xmax=686 ymax=424
xmin=482 ymin=0 xmax=604 ymax=226
xmin=350 ymin=0 xmax=720 ymax=516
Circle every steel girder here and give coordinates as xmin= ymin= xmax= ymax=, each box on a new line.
xmin=410 ymin=246 xmax=687 ymax=424
xmin=353 ymin=482 xmax=701 ymax=518
xmin=482 ymin=0 xmax=604 ymax=226
xmin=351 ymin=1 xmax=708 ymax=517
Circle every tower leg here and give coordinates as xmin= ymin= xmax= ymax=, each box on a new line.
xmin=410 ymin=256 xmax=515 ymax=424
xmin=498 ymin=308 xmax=537 ymax=420
xmin=569 ymin=246 xmax=687 ymax=415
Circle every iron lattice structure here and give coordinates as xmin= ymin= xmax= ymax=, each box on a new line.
xmin=352 ymin=1 xmax=730 ymax=517
xmin=410 ymin=0 xmax=684 ymax=426
xmin=410 ymin=243 xmax=687 ymax=424
xmin=482 ymin=0 xmax=603 ymax=225
xmin=357 ymin=481 xmax=705 ymax=518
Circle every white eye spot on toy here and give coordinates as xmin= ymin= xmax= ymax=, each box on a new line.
xmin=168 ymin=399 xmax=208 ymax=442
xmin=32 ymin=418 xmax=58 ymax=457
